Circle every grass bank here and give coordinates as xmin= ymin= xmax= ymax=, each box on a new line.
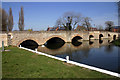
xmin=113 ymin=38 xmax=120 ymax=47
xmin=2 ymin=46 xmax=117 ymax=78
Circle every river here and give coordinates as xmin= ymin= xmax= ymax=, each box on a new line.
xmin=22 ymin=39 xmax=120 ymax=73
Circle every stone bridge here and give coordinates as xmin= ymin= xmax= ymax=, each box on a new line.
xmin=6 ymin=31 xmax=119 ymax=47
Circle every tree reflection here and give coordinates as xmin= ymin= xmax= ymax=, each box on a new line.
xmin=105 ymin=45 xmax=113 ymax=53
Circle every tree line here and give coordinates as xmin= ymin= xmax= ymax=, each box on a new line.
xmin=0 ymin=6 xmax=24 ymax=32
xmin=55 ymin=11 xmax=92 ymax=31
xmin=55 ymin=1 xmax=120 ymax=31
xmin=55 ymin=11 xmax=115 ymax=31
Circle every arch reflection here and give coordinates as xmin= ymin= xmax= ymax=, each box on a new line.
xmin=72 ymin=36 xmax=83 ymax=47
xmin=89 ymin=41 xmax=94 ymax=45
xmin=37 ymin=38 xmax=119 ymax=73
xmin=113 ymin=35 xmax=116 ymax=40
xmin=37 ymin=39 xmax=113 ymax=55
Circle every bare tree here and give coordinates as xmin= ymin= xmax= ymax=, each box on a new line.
xmin=55 ymin=18 xmax=63 ymax=28
xmin=105 ymin=21 xmax=114 ymax=31
xmin=1 ymin=8 xmax=8 ymax=32
xmin=0 ymin=8 xmax=2 ymax=31
xmin=97 ymin=25 xmax=103 ymax=31
xmin=55 ymin=12 xmax=82 ymax=30
xmin=118 ymin=1 xmax=120 ymax=26
xmin=18 ymin=12 xmax=21 ymax=30
xmin=18 ymin=6 xmax=24 ymax=31
xmin=8 ymin=8 xmax=13 ymax=31
xmin=82 ymin=17 xmax=92 ymax=31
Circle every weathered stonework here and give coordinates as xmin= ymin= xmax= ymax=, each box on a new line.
xmin=0 ymin=31 xmax=119 ymax=47
xmin=0 ymin=33 xmax=8 ymax=47
xmin=9 ymin=31 xmax=119 ymax=47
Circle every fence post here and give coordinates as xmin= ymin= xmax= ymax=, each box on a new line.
xmin=2 ymin=41 xmax=4 ymax=51
xmin=66 ymin=56 xmax=69 ymax=63
xmin=20 ymin=45 xmax=21 ymax=48
xmin=35 ymin=48 xmax=37 ymax=53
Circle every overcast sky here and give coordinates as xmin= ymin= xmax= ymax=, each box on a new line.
xmin=2 ymin=2 xmax=118 ymax=31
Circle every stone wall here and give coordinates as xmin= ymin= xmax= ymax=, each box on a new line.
xmin=5 ymin=31 xmax=120 ymax=47
xmin=0 ymin=33 xmax=8 ymax=47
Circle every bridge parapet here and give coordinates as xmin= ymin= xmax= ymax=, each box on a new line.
xmin=6 ymin=31 xmax=119 ymax=47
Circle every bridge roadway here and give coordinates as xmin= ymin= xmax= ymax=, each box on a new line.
xmin=6 ymin=31 xmax=119 ymax=47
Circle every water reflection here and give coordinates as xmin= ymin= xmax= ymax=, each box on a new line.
xmin=99 ymin=39 xmax=103 ymax=44
xmin=89 ymin=41 xmax=94 ymax=45
xmin=38 ymin=39 xmax=111 ymax=55
xmin=105 ymin=45 xmax=113 ymax=53
xmin=72 ymin=41 xmax=82 ymax=47
xmin=118 ymin=47 xmax=120 ymax=73
xmin=45 ymin=42 xmax=65 ymax=49
xmin=37 ymin=38 xmax=119 ymax=73
xmin=21 ymin=37 xmax=119 ymax=73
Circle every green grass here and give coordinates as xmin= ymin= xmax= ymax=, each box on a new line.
xmin=113 ymin=38 xmax=120 ymax=47
xmin=2 ymin=46 xmax=117 ymax=78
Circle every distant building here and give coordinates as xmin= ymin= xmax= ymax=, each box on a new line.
xmin=47 ymin=27 xmax=53 ymax=31
xmin=47 ymin=25 xmax=98 ymax=31
xmin=50 ymin=27 xmax=59 ymax=31
xmin=47 ymin=27 xmax=58 ymax=31
xmin=75 ymin=25 xmax=97 ymax=31
xmin=47 ymin=27 xmax=66 ymax=31
xmin=89 ymin=27 xmax=97 ymax=31
xmin=111 ymin=26 xmax=120 ymax=32
xmin=57 ymin=27 xmax=66 ymax=31
xmin=76 ymin=25 xmax=87 ymax=31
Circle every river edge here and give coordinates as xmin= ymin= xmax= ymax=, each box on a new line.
xmin=1 ymin=46 xmax=118 ymax=78
xmin=112 ymin=38 xmax=120 ymax=47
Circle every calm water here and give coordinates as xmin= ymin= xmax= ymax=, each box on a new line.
xmin=38 ymin=39 xmax=120 ymax=73
xmin=23 ymin=39 xmax=120 ymax=73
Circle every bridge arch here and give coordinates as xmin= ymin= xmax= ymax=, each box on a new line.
xmin=43 ymin=35 xmax=66 ymax=45
xmin=71 ymin=34 xmax=83 ymax=41
xmin=89 ymin=35 xmax=94 ymax=40
xmin=72 ymin=35 xmax=83 ymax=42
xmin=113 ymin=35 xmax=116 ymax=40
xmin=108 ymin=34 xmax=110 ymax=37
xmin=72 ymin=36 xmax=82 ymax=47
xmin=99 ymin=34 xmax=104 ymax=39
xmin=17 ymin=38 xmax=39 ymax=47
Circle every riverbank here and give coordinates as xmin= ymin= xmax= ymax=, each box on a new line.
xmin=2 ymin=46 xmax=117 ymax=78
xmin=112 ymin=38 xmax=120 ymax=47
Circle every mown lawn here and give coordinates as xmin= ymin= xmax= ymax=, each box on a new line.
xmin=2 ymin=46 xmax=117 ymax=78
xmin=113 ymin=38 xmax=120 ymax=47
